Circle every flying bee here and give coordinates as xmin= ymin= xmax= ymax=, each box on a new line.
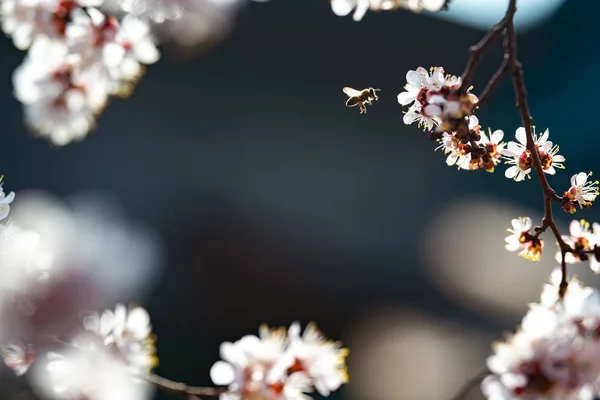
xmin=343 ymin=87 xmax=380 ymax=114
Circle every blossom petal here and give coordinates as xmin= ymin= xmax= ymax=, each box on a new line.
xmin=515 ymin=127 xmax=526 ymax=145
xmin=397 ymin=91 xmax=415 ymax=106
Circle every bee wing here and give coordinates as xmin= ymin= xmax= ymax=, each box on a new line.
xmin=343 ymin=87 xmax=361 ymax=97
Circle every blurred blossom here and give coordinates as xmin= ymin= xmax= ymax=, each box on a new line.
xmin=83 ymin=303 xmax=158 ymax=372
xmin=30 ymin=334 xmax=153 ymax=400
xmin=0 ymin=222 xmax=54 ymax=299
xmin=346 ymin=307 xmax=491 ymax=400
xmin=154 ymin=0 xmax=244 ymax=51
xmin=0 ymin=190 xmax=163 ymax=347
xmin=423 ymin=197 xmax=600 ymax=320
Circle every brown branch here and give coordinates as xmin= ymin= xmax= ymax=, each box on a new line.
xmin=501 ymin=0 xmax=570 ymax=292
xmin=460 ymin=18 xmax=507 ymax=90
xmin=142 ymin=373 xmax=226 ymax=399
xmin=448 ymin=369 xmax=489 ymax=400
xmin=476 ymin=58 xmax=508 ymax=106
xmin=448 ymin=1 xmax=580 ymax=398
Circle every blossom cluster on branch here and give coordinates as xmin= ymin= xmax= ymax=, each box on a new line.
xmin=392 ymin=1 xmax=600 ymax=397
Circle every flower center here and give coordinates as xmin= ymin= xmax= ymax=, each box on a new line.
xmin=486 ymin=143 xmax=498 ymax=158
xmin=518 ymin=151 xmax=532 ymax=171
xmin=416 ymin=88 xmax=428 ymax=105
xmin=539 ymin=152 xmax=553 ymax=170
xmin=574 ymin=237 xmax=591 ymax=251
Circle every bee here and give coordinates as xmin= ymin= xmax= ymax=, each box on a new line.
xmin=343 ymin=87 xmax=380 ymax=114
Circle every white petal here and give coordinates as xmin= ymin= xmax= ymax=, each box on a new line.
xmin=570 ymin=220 xmax=582 ymax=237
xmin=446 ymin=154 xmax=458 ymax=166
xmin=133 ymin=40 xmax=160 ymax=64
xmin=575 ymin=172 xmax=588 ymax=187
xmin=330 ymin=0 xmax=354 ymax=17
xmin=423 ymin=104 xmax=441 ymax=117
xmin=352 ymin=0 xmax=369 ymax=21
xmin=490 ymin=129 xmax=504 ymax=144
xmin=505 ymin=166 xmax=519 ymax=179
xmin=210 ymin=361 xmax=235 ymax=386
xmin=538 ymin=128 xmax=549 ymax=144
xmin=2 ymin=191 xmax=16 ymax=204
xmin=403 ymin=112 xmax=419 ymax=125
xmin=397 ymin=91 xmax=415 ymax=106
xmin=406 ymin=70 xmax=422 ymax=89
xmin=126 ymin=307 xmax=151 ymax=337
xmin=515 ymin=127 xmax=526 ymax=145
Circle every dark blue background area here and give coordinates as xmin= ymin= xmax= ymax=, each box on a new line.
xmin=1 ymin=0 xmax=599 ymax=398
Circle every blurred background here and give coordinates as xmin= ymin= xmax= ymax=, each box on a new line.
xmin=1 ymin=0 xmax=598 ymax=398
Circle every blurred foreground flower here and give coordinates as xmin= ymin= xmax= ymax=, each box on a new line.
xmin=483 ymin=270 xmax=600 ymax=400
xmin=30 ymin=334 xmax=153 ymax=400
xmin=0 ymin=191 xmax=163 ymax=347
xmin=84 ymin=303 xmax=158 ymax=371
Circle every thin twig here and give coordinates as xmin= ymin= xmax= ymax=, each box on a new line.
xmin=476 ymin=57 xmax=508 ymax=106
xmin=460 ymin=16 xmax=508 ymax=90
xmin=142 ymin=373 xmax=226 ymax=399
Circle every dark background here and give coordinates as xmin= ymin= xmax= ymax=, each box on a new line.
xmin=1 ymin=0 xmax=599 ymax=399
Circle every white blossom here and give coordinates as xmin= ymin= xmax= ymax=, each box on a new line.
xmin=83 ymin=303 xmax=157 ymax=371
xmin=13 ymin=38 xmax=110 ymax=146
xmin=555 ymin=220 xmax=596 ymax=268
xmin=210 ymin=324 xmax=348 ymax=400
xmin=30 ymin=335 xmax=152 ymax=400
xmin=286 ymin=322 xmax=349 ymax=396
xmin=436 ymin=132 xmax=470 ymax=168
xmin=0 ymin=177 xmax=16 ymax=221
xmin=564 ymin=173 xmax=599 ymax=211
xmin=504 ymin=216 xmax=543 ymax=261
xmin=398 ymin=66 xmax=467 ymax=131
xmin=503 ymin=127 xmax=565 ymax=182
xmin=477 ymin=127 xmax=505 ymax=172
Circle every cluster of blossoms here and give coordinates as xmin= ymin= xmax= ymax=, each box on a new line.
xmin=3 ymin=304 xmax=157 ymax=399
xmin=504 ymin=216 xmax=600 ymax=267
xmin=210 ymin=322 xmax=349 ymax=400
xmin=482 ymin=269 xmax=600 ymax=400
xmin=398 ymin=66 xmax=598 ymax=212
xmin=2 ymin=0 xmax=161 ymax=145
xmin=330 ymin=0 xmax=449 ymax=21
xmin=1 ymin=0 xmax=268 ymax=146
xmin=397 ymin=66 xmax=477 ymax=132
